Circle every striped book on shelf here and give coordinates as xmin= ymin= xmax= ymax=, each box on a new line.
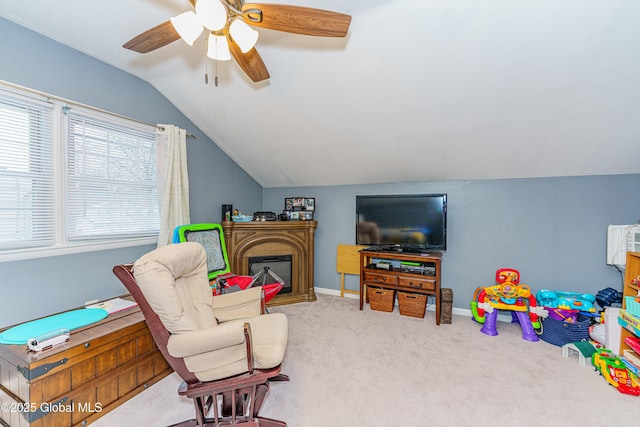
xmin=623 ymin=349 xmax=640 ymax=367
xmin=621 ymin=350 xmax=640 ymax=376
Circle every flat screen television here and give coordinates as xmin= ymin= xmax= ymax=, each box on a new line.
xmin=356 ymin=194 xmax=447 ymax=251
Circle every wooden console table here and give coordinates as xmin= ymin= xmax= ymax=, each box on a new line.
xmin=359 ymin=249 xmax=443 ymax=324
xmin=222 ymin=220 xmax=317 ymax=306
xmin=0 ymin=305 xmax=172 ymax=427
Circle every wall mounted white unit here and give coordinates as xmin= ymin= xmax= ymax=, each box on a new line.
xmin=606 ymin=225 xmax=640 ymax=270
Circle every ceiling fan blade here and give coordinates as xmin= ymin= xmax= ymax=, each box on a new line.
xmin=123 ymin=21 xmax=181 ymax=53
xmin=228 ymin=38 xmax=270 ymax=82
xmin=241 ymin=4 xmax=351 ymax=37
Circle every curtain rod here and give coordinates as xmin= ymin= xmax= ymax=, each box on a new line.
xmin=156 ymin=125 xmax=196 ymax=139
xmin=1 ymin=79 xmax=197 ymax=139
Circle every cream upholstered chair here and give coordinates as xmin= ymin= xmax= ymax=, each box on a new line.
xmin=113 ymin=242 xmax=289 ymax=427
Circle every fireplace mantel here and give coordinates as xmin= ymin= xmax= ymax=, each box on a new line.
xmin=221 ymin=220 xmax=318 ymax=306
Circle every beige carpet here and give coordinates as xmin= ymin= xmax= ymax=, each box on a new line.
xmin=92 ymin=294 xmax=640 ymax=426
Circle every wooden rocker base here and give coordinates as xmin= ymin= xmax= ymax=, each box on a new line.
xmin=169 ymin=367 xmax=289 ymax=427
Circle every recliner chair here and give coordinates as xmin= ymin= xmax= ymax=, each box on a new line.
xmin=113 ymin=242 xmax=289 ymax=427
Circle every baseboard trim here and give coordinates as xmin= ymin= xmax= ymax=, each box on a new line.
xmin=315 ymin=287 xmax=358 ymax=299
xmin=314 ymin=287 xmax=513 ymax=322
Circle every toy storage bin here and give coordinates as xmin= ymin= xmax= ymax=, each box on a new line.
xmin=398 ymin=291 xmax=427 ymax=318
xmin=368 ymin=286 xmax=395 ymax=312
xmin=538 ymin=312 xmax=591 ymax=346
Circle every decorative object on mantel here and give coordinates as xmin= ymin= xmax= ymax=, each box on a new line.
xmin=253 ymin=211 xmax=277 ymax=221
xmin=284 ymin=197 xmax=315 ymax=220
xmin=231 ymin=208 xmax=253 ymax=221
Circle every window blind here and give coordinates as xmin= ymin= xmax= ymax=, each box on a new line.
xmin=0 ymin=91 xmax=55 ymax=250
xmin=66 ymin=109 xmax=159 ymax=241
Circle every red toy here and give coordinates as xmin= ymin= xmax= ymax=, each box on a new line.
xmin=213 ymin=273 xmax=283 ymax=302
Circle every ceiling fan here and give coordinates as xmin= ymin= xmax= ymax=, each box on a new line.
xmin=123 ymin=0 xmax=351 ymax=83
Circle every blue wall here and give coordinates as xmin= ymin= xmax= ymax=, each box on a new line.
xmin=0 ymin=18 xmax=263 ymax=327
xmin=2 ymin=17 xmax=639 ymax=327
xmin=264 ymin=174 xmax=640 ymax=309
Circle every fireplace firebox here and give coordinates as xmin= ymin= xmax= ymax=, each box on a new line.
xmin=248 ymin=255 xmax=292 ymax=294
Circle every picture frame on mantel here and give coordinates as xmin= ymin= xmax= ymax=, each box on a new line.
xmin=285 ymin=210 xmax=313 ymax=221
xmin=300 ymin=211 xmax=314 ymax=220
xmin=285 ymin=197 xmax=315 ymax=212
xmin=284 ymin=197 xmax=315 ymax=220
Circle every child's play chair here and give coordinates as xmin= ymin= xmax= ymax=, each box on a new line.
xmin=173 ymin=223 xmax=283 ymax=303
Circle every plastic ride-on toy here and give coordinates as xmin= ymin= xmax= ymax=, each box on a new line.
xmin=592 ymin=347 xmax=640 ymax=396
xmin=470 ymin=268 xmax=545 ymax=342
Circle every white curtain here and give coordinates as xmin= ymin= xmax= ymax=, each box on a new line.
xmin=155 ymin=124 xmax=190 ymax=247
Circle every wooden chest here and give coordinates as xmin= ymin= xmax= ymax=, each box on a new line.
xmin=0 ymin=307 xmax=172 ymax=427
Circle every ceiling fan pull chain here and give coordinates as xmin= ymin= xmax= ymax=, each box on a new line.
xmin=204 ymin=36 xmax=209 ymax=84
xmin=215 ymin=60 xmax=219 ymax=87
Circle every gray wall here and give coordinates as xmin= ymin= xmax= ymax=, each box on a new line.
xmin=264 ymin=174 xmax=640 ymax=310
xmin=0 ymin=18 xmax=263 ymax=327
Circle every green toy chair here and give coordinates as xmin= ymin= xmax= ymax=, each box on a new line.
xmin=173 ymin=223 xmax=231 ymax=280
xmin=173 ymin=223 xmax=283 ymax=303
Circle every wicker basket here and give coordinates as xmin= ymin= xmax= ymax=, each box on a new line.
xmin=368 ymin=286 xmax=395 ymax=312
xmin=398 ymin=291 xmax=427 ymax=318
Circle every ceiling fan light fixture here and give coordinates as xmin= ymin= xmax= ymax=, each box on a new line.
xmin=207 ymin=33 xmax=231 ymax=61
xmin=196 ymin=0 xmax=228 ymax=31
xmin=124 ymin=2 xmax=352 ymax=83
xmin=229 ymin=19 xmax=259 ymax=53
xmin=170 ymin=11 xmax=203 ymax=46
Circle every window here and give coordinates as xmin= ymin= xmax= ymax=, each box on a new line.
xmin=0 ymin=83 xmax=159 ymax=261
xmin=66 ymin=108 xmax=159 ymax=241
xmin=0 ymin=90 xmax=55 ymax=251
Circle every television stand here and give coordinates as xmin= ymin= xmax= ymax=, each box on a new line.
xmin=359 ymin=249 xmax=443 ymax=324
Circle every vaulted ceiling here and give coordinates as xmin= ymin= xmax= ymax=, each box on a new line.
xmin=2 ymin=1 xmax=639 ymax=187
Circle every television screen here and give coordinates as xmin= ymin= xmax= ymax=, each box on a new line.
xmin=356 ymin=194 xmax=447 ymax=251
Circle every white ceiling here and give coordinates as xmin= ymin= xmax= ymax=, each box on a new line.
xmin=2 ymin=0 xmax=639 ymax=188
